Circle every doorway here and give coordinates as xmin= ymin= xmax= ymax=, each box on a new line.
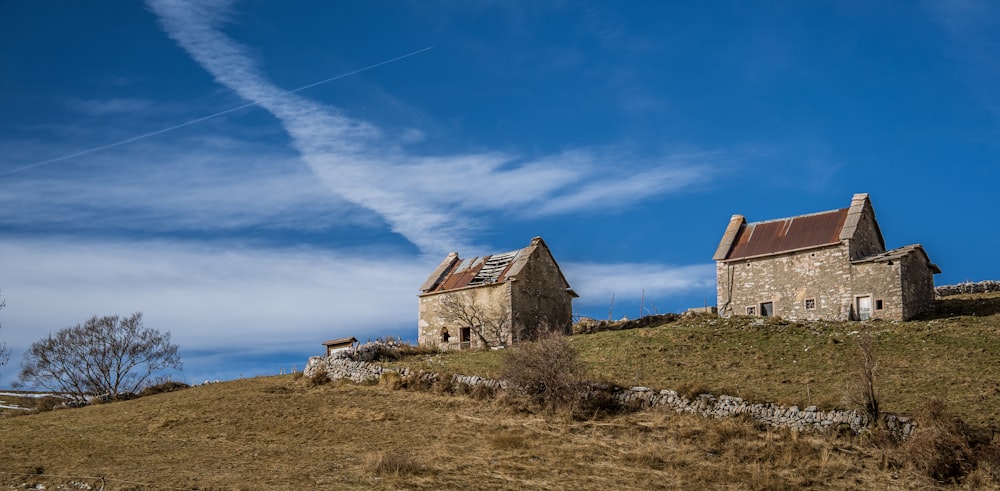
xmin=856 ymin=296 xmax=872 ymax=321
xmin=460 ymin=327 xmax=472 ymax=349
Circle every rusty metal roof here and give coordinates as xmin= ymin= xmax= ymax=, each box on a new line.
xmin=724 ymin=208 xmax=849 ymax=260
xmin=423 ymin=249 xmax=521 ymax=293
xmin=420 ymin=237 xmax=575 ymax=296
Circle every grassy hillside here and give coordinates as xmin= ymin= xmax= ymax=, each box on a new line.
xmin=0 ymin=374 xmax=959 ymax=490
xmin=393 ymin=292 xmax=1000 ymax=429
xmin=0 ymin=292 xmax=997 ymax=489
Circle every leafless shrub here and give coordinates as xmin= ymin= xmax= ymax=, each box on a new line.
xmin=675 ymin=381 xmax=714 ymax=400
xmin=30 ymin=395 xmax=66 ymax=413
xmin=138 ymin=380 xmax=190 ymax=397
xmin=899 ymin=399 xmax=976 ymax=483
xmin=379 ymin=371 xmax=403 ymax=390
xmin=307 ymin=370 xmax=330 ymax=387
xmin=499 ymin=332 xmax=587 ymax=413
xmin=0 ymin=292 xmax=8 ymax=377
xmin=468 ymin=383 xmax=496 ymax=401
xmin=432 ymin=372 xmax=457 ymax=395
xmin=847 ymin=330 xmax=880 ymax=426
xmin=346 ymin=340 xmax=437 ymax=363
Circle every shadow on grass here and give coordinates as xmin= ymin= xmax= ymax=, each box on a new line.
xmin=920 ymin=294 xmax=1000 ymax=320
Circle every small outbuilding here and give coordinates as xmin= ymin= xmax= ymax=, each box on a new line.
xmin=322 ymin=336 xmax=358 ymax=357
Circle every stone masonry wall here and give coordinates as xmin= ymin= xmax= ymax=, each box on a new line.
xmin=898 ymin=252 xmax=938 ymax=319
xmin=509 ymin=246 xmax=575 ymax=335
xmin=418 ymin=282 xmax=513 ymax=350
xmin=717 ymin=242 xmax=938 ymax=322
xmin=850 ymin=261 xmax=905 ymax=320
xmin=845 ymin=198 xmax=885 ymax=260
xmin=303 ymin=354 xmax=915 ymax=440
xmin=717 ymin=244 xmax=857 ymax=321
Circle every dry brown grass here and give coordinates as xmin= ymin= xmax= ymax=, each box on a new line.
xmin=892 ymin=399 xmax=1000 ymax=485
xmin=394 ymin=292 xmax=1000 ymax=430
xmin=4 ymin=293 xmax=1000 ymax=489
xmin=0 ymin=374 xmax=978 ymax=490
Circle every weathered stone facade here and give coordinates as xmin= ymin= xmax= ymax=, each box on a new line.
xmin=714 ymin=194 xmax=940 ymax=321
xmin=418 ymin=237 xmax=577 ymax=350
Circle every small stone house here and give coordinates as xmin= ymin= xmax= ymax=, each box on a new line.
xmin=418 ymin=236 xmax=577 ymax=350
xmin=713 ymin=193 xmax=940 ymax=321
xmin=322 ymin=337 xmax=357 ymax=357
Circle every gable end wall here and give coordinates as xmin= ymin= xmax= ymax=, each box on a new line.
xmin=509 ymin=246 xmax=575 ymax=336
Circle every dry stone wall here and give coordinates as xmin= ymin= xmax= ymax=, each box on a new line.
xmin=573 ymin=313 xmax=681 ymax=335
xmin=936 ymin=280 xmax=1000 ymax=297
xmin=304 ymin=353 xmax=915 ymax=440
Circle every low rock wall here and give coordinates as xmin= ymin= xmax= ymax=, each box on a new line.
xmin=616 ymin=387 xmax=913 ymax=438
xmin=936 ymin=280 xmax=1000 ymax=297
xmin=573 ymin=313 xmax=680 ymax=335
xmin=304 ymin=355 xmax=915 ymax=439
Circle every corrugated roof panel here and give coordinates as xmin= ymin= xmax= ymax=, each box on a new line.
xmin=424 ymin=248 xmax=524 ymax=293
xmin=726 ymin=208 xmax=849 ymax=260
xmin=435 ymin=257 xmax=484 ymax=291
xmin=468 ymin=250 xmax=520 ymax=286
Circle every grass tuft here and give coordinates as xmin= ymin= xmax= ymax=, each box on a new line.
xmin=363 ymin=450 xmax=424 ymax=477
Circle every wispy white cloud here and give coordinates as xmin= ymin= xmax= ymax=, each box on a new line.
xmin=0 ymin=237 xmax=715 ymax=385
xmin=0 ymin=137 xmax=378 ymax=233
xmin=146 ymin=0 xmax=711 ymax=255
xmin=70 ymin=98 xmax=155 ymax=116
xmin=0 ymin=238 xmax=430 ymax=353
xmin=563 ymin=262 xmax=716 ymax=315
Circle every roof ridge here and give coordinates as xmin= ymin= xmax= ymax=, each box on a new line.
xmin=745 ymin=207 xmax=848 ymax=226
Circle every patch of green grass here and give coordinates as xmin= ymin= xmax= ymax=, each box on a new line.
xmin=393 ymin=292 xmax=1000 ymax=428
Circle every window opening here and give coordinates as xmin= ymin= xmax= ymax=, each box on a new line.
xmin=746 ymin=306 xmax=756 ymax=316
xmin=460 ymin=327 xmax=472 ymax=349
xmin=804 ymin=298 xmax=816 ymax=310
xmin=760 ymin=302 xmax=774 ymax=317
xmin=875 ymin=299 xmax=884 ymax=311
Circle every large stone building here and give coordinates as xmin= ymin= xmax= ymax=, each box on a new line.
xmin=418 ymin=236 xmax=577 ymax=350
xmin=713 ymin=193 xmax=940 ymax=321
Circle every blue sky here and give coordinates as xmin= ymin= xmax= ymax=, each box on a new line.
xmin=1 ymin=1 xmax=998 ymax=387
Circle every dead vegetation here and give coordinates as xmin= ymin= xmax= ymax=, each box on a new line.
xmin=0 ymin=375 xmax=977 ymax=490
xmin=4 ymin=292 xmax=1000 ymax=488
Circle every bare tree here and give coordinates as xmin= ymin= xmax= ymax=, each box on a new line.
xmin=847 ymin=330 xmax=880 ymax=426
xmin=19 ymin=312 xmax=181 ymax=402
xmin=437 ymin=291 xmax=512 ymax=348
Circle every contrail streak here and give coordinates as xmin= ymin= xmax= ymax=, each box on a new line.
xmin=0 ymin=46 xmax=434 ymax=177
